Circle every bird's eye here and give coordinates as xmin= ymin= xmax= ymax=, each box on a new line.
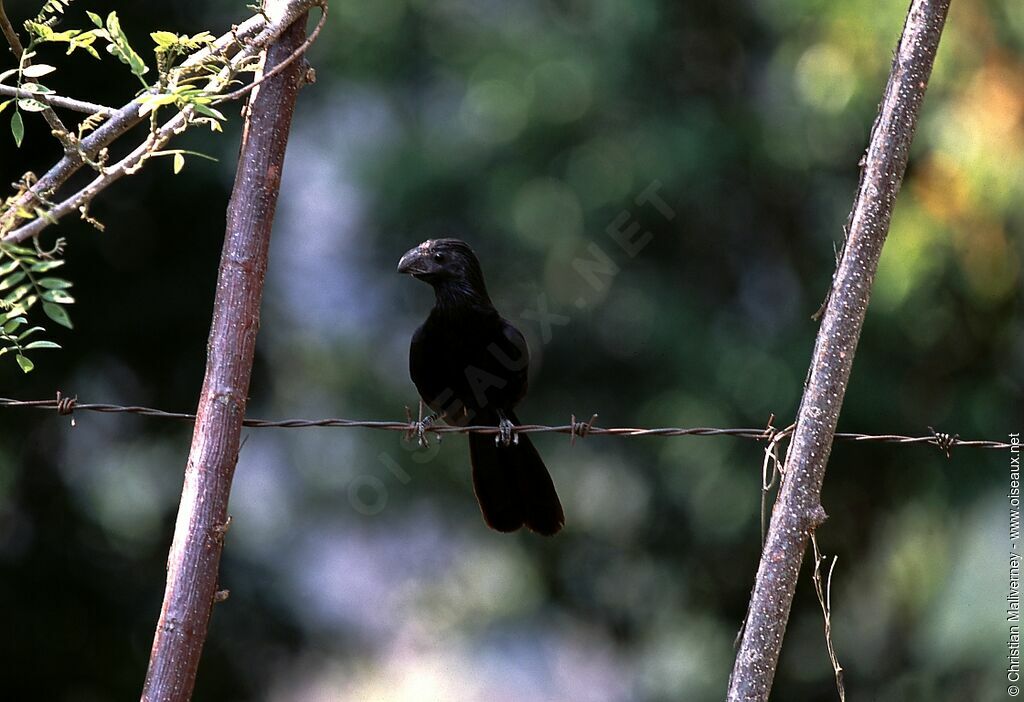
xmin=433 ymin=252 xmax=445 ymax=262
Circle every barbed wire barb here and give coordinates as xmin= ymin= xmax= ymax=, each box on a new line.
xmin=0 ymin=395 xmax=1013 ymax=452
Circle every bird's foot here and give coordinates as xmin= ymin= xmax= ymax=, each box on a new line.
xmin=495 ymin=412 xmax=519 ymax=447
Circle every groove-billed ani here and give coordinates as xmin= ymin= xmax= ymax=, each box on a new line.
xmin=398 ymin=238 xmax=564 ymax=535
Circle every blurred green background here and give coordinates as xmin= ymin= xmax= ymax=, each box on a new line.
xmin=1 ymin=0 xmax=1021 ymax=700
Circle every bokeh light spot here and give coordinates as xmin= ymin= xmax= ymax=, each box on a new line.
xmin=460 ymin=79 xmax=529 ymax=144
xmin=795 ymin=43 xmax=857 ymax=113
xmin=566 ymin=137 xmax=634 ymax=208
xmin=513 ymin=177 xmax=584 ymax=246
xmin=528 ymin=59 xmax=593 ymax=123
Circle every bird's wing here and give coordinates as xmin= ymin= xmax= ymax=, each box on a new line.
xmin=495 ymin=317 xmax=531 ymax=406
xmin=409 ymin=322 xmax=447 ymax=412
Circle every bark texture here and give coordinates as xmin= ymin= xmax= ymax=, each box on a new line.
xmin=140 ymin=11 xmax=309 ymax=702
xmin=727 ymin=1 xmax=952 ymax=699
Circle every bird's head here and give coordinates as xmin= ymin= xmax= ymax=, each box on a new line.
xmin=398 ymin=238 xmax=487 ymax=287
xmin=398 ymin=238 xmax=492 ymax=307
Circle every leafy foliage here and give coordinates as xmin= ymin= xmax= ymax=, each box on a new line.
xmin=0 ymin=1 xmax=261 ymax=371
xmin=0 ymin=243 xmax=70 ymax=372
xmin=34 ymin=0 xmax=76 ymax=24
xmin=5 ymin=8 xmax=233 ymax=164
xmin=85 ymin=11 xmax=148 ymax=83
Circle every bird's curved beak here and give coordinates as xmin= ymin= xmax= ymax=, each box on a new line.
xmin=397 ymin=246 xmax=430 ymax=276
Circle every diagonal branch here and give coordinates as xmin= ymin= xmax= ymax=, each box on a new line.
xmin=0 ymin=0 xmax=323 ymax=242
xmin=727 ymin=1 xmax=952 ymax=700
xmin=139 ymin=6 xmax=311 ymax=702
xmin=0 ymin=84 xmax=115 ymax=115
xmin=0 ymin=0 xmax=17 ymax=51
xmin=0 ymin=0 xmax=74 ymax=149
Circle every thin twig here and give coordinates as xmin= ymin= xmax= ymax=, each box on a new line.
xmin=178 ymin=14 xmax=267 ymax=73
xmin=0 ymin=84 xmax=115 ymax=115
xmin=0 ymin=0 xmax=74 ymax=150
xmin=0 ymin=0 xmax=323 ymax=242
xmin=760 ymin=418 xmax=793 ymax=545
xmin=0 ymin=0 xmax=20 ymax=58
xmin=1 ymin=98 xmax=142 ymax=236
xmin=3 ymin=105 xmax=198 ymax=241
xmin=0 ymin=396 xmax=1011 ymax=450
xmin=727 ymin=2 xmax=952 ymax=700
xmin=811 ymin=534 xmax=846 ymax=702
xmin=213 ymin=4 xmax=325 ymax=104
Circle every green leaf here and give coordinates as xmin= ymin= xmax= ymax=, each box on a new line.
xmin=22 ymin=64 xmax=56 ymax=78
xmin=37 ymin=277 xmax=72 ymax=290
xmin=0 ymin=259 xmax=20 ymax=276
xmin=25 ymin=21 xmax=53 ymax=41
xmin=19 ymin=82 xmax=54 ymax=94
xmin=2 ymin=283 xmax=30 ymax=306
xmin=15 ymin=354 xmax=34 ymax=373
xmin=136 ymin=92 xmax=177 ymax=116
xmin=42 ymin=0 xmax=69 ymax=15
xmin=1 ymin=306 xmax=24 ymax=322
xmin=187 ymin=32 xmax=214 ymax=46
xmin=192 ymin=103 xmax=226 ymax=121
xmin=11 ymin=111 xmax=24 ymax=147
xmin=151 ymin=31 xmax=178 ymax=48
xmin=173 ymin=152 xmax=184 ymax=174
xmin=87 ymin=11 xmax=103 ymax=28
xmin=23 ymin=340 xmax=60 ymax=350
xmin=16 ymin=325 xmax=44 ymax=339
xmin=0 ymin=270 xmax=27 ymax=291
xmin=105 ymin=12 xmax=149 ymax=78
xmin=0 ymin=99 xmax=11 ymax=116
xmin=30 ymin=260 xmax=65 ymax=272
xmin=65 ymin=30 xmax=102 ymax=60
xmin=18 ymin=99 xmax=48 ymax=112
xmin=76 ymin=43 xmax=101 ymax=60
xmin=1 ymin=307 xmax=28 ymax=324
xmin=2 ymin=317 xmax=26 ymax=333
xmin=42 ymin=302 xmax=72 ymax=328
xmin=1 ymin=244 xmax=36 ymax=256
xmin=41 ymin=289 xmax=74 ymax=304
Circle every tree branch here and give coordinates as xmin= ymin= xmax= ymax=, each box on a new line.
xmin=0 ymin=0 xmax=21 ymax=57
xmin=0 ymin=0 xmax=75 ymax=150
xmin=0 ymin=84 xmax=115 ymax=115
xmin=139 ymin=7 xmax=309 ymax=702
xmin=0 ymin=0 xmax=322 ymax=242
xmin=726 ymin=1 xmax=952 ymax=699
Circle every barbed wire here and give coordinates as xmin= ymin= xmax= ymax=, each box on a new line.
xmin=0 ymin=394 xmax=1013 ymax=455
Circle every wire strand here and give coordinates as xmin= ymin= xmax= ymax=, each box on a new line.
xmin=0 ymin=395 xmax=1012 ymax=452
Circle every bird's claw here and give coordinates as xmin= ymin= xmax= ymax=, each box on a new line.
xmin=496 ymin=416 xmax=519 ymax=447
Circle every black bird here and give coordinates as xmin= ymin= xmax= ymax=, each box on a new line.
xmin=398 ymin=238 xmax=564 ymax=535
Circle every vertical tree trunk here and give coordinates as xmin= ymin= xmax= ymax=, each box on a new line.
xmin=727 ymin=1 xmax=951 ymax=699
xmin=140 ymin=9 xmax=309 ymax=702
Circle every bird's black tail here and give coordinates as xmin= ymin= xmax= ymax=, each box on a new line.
xmin=468 ymin=411 xmax=564 ymax=536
